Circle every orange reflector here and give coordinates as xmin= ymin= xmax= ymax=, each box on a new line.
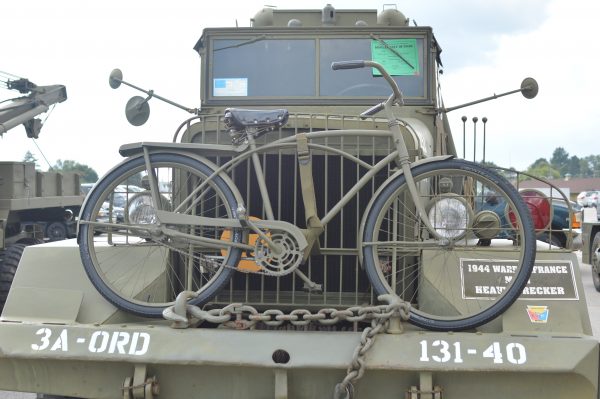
xmin=571 ymin=212 xmax=581 ymax=229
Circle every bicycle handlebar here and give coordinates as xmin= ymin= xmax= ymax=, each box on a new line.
xmin=331 ymin=60 xmax=404 ymax=116
xmin=359 ymin=102 xmax=385 ymax=118
xmin=331 ymin=60 xmax=366 ymax=70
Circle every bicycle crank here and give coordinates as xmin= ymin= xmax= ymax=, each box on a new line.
xmin=254 ymin=231 xmax=303 ymax=276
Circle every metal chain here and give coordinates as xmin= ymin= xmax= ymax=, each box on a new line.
xmin=333 ymin=295 xmax=410 ymax=399
xmin=162 ymin=293 xmax=410 ymax=330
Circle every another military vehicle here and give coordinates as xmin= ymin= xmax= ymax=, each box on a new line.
xmin=0 ymin=74 xmax=84 ymax=312
xmin=0 ymin=5 xmax=597 ymax=399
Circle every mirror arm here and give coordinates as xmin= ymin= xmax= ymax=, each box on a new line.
xmin=139 ymin=90 xmax=154 ymax=108
xmin=439 ymin=88 xmax=522 ymax=113
xmin=120 ymin=80 xmax=198 ymax=114
xmin=437 ymin=78 xmax=538 ymax=114
xmin=110 ymin=71 xmax=198 ymax=114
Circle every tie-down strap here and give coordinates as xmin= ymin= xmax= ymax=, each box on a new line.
xmin=296 ymin=133 xmax=324 ymax=252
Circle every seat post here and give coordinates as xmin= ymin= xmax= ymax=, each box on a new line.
xmin=247 ymin=134 xmax=275 ymax=220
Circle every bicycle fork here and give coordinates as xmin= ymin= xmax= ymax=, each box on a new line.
xmin=386 ymin=107 xmax=443 ymax=241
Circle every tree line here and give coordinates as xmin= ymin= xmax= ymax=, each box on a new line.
xmin=23 ymin=151 xmax=98 ymax=183
xmin=525 ymin=147 xmax=600 ymax=179
xmin=481 ymin=147 xmax=600 ymax=180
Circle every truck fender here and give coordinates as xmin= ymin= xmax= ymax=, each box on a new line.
xmin=357 ymin=155 xmax=454 ymax=266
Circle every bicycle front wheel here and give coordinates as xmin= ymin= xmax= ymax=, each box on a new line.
xmin=79 ymin=153 xmax=242 ymax=318
xmin=362 ymin=159 xmax=535 ymax=331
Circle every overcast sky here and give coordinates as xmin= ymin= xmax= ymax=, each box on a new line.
xmin=1 ymin=0 xmax=598 ymax=176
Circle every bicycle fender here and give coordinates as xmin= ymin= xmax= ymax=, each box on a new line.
xmin=77 ymin=150 xmax=245 ymax=234
xmin=119 ymin=141 xmax=247 ymax=157
xmin=357 ymin=155 xmax=454 ymax=267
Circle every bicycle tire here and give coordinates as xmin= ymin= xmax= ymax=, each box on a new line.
xmin=361 ymin=158 xmax=535 ymax=331
xmin=79 ymin=153 xmax=242 ymax=318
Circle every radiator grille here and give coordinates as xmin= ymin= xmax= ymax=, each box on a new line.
xmin=185 ymin=113 xmax=399 ymax=309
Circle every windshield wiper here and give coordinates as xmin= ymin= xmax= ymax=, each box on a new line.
xmin=214 ymin=35 xmax=268 ymax=52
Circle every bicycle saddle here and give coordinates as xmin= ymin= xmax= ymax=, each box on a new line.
xmin=224 ymin=108 xmax=289 ymax=130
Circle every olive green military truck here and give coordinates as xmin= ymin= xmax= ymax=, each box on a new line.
xmin=0 ymin=74 xmax=84 ymax=313
xmin=0 ymin=5 xmax=597 ymax=399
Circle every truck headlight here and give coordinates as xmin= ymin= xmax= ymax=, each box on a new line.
xmin=126 ymin=192 xmax=160 ymax=225
xmin=428 ymin=195 xmax=472 ymax=240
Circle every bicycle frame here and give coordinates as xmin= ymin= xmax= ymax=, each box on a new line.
xmin=137 ymin=115 xmax=438 ymax=260
xmin=129 ymin=130 xmax=446 ymax=264
xmin=134 ymin=128 xmax=396 ymax=252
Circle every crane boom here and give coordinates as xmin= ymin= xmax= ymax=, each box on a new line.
xmin=0 ymin=76 xmax=67 ymax=137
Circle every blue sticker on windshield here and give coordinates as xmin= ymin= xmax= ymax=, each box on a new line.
xmin=214 ymin=78 xmax=248 ymax=96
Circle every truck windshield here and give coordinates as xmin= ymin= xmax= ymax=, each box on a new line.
xmin=209 ymin=35 xmax=428 ymax=103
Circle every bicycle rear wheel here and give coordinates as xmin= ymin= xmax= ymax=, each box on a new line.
xmin=79 ymin=153 xmax=242 ymax=318
xmin=361 ymin=159 xmax=535 ymax=331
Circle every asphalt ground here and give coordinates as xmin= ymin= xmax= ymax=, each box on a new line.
xmin=1 ymin=252 xmax=599 ymax=399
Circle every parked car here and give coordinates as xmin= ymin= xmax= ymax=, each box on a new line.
xmin=576 ymin=191 xmax=588 ymax=206
xmin=95 ymin=185 xmax=145 ymax=224
xmin=477 ymin=190 xmax=581 ymax=248
xmin=581 ymin=190 xmax=600 ymax=208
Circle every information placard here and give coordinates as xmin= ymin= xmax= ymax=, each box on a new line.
xmin=371 ymin=39 xmax=419 ymax=76
xmin=460 ymin=259 xmax=578 ymax=300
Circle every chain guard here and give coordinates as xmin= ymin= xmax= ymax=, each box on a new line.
xmin=254 ymin=231 xmax=303 ymax=276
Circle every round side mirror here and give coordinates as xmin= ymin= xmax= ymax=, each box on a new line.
xmin=521 ymin=77 xmax=539 ymax=99
xmin=109 ymin=69 xmax=123 ymax=89
xmin=125 ymin=96 xmax=150 ymax=126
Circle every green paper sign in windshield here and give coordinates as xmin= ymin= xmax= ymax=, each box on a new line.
xmin=371 ymin=39 xmax=419 ymax=76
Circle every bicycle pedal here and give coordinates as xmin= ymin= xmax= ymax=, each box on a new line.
xmin=303 ymin=281 xmax=323 ymax=293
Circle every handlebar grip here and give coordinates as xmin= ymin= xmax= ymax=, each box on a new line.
xmin=331 ymin=60 xmax=366 ymax=70
xmin=360 ymin=102 xmax=385 ymax=119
